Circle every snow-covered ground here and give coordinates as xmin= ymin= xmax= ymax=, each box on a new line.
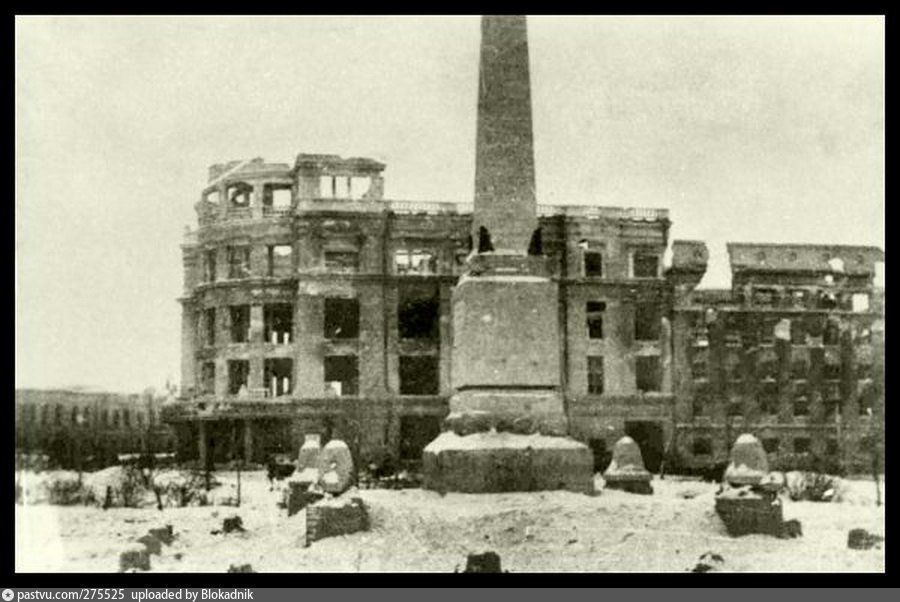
xmin=15 ymin=470 xmax=885 ymax=572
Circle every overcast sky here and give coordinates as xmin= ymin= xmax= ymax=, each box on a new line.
xmin=15 ymin=16 xmax=884 ymax=393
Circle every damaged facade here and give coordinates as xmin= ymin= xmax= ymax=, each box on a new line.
xmin=168 ymin=153 xmax=884 ymax=474
xmin=15 ymin=388 xmax=177 ymax=468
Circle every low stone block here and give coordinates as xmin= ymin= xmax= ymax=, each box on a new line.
xmin=445 ymin=411 xmax=494 ymax=436
xmin=848 ymin=528 xmax=884 ymax=550
xmin=305 ymin=497 xmax=368 ymax=545
xmin=147 ymin=525 xmax=175 ymax=546
xmin=714 ymin=488 xmax=784 ymax=537
xmin=119 ymin=546 xmax=151 ymax=572
xmin=464 ymin=551 xmax=502 ymax=573
xmin=423 ymin=431 xmax=594 ymax=494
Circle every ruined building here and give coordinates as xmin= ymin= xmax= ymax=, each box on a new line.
xmin=166 ymin=17 xmax=884 ymax=476
xmin=15 ymin=388 xmax=176 ymax=468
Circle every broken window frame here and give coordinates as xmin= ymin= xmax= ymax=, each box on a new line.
xmin=203 ymin=308 xmax=216 ymax=346
xmin=204 ymin=249 xmax=217 ymax=283
xmin=323 ymin=355 xmax=359 ymax=397
xmin=267 ymin=245 xmax=293 ymax=278
xmin=227 ymin=246 xmax=251 ymax=279
xmin=324 ymin=250 xmax=360 ymax=273
xmin=262 ymin=184 xmax=293 ymax=213
xmin=226 ymin=182 xmax=253 ymax=209
xmin=324 ymin=297 xmax=360 ymax=340
xmin=634 ymin=303 xmax=661 ymax=342
xmin=264 ymin=358 xmax=294 ymax=398
xmin=587 ymin=355 xmax=604 ymax=395
xmin=227 ymin=360 xmax=250 ymax=396
xmin=762 ymin=438 xmax=780 ymax=454
xmin=200 ymin=362 xmax=215 ymax=395
xmin=586 ymin=301 xmax=605 ymax=340
xmin=793 ymin=438 xmax=812 ymax=454
xmin=692 ymin=437 xmax=713 ymax=456
xmin=635 ymin=355 xmax=662 ymax=392
xmin=394 ymin=249 xmax=437 ymax=276
xmin=399 ymin=355 xmax=440 ymax=395
xmin=263 ymin=303 xmax=293 ymax=345
xmin=229 ymin=305 xmax=251 ymax=344
xmin=398 ymin=288 xmax=440 ymax=340
xmin=583 ymin=251 xmax=603 ymax=278
xmin=632 ymin=252 xmax=660 ymax=279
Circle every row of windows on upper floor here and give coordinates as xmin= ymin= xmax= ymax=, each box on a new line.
xmin=687 ymin=315 xmax=874 ymax=348
xmin=740 ymin=285 xmax=871 ymax=312
xmin=689 ymin=346 xmax=873 ymax=382
xmin=17 ymin=404 xmax=158 ymax=429
xmin=198 ymin=299 xmax=666 ymax=347
xmin=198 ymin=244 xmax=663 ymax=283
xmin=691 ymin=384 xmax=876 ymax=420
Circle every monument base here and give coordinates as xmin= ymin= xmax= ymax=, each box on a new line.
xmin=422 ymin=431 xmax=595 ymax=494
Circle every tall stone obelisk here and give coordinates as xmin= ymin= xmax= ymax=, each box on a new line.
xmin=422 ymin=16 xmax=594 ymax=494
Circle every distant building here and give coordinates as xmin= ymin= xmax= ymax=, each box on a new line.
xmin=167 ymin=153 xmax=884 ymax=474
xmin=15 ymin=388 xmax=176 ymax=468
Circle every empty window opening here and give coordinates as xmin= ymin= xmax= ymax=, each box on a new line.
xmin=527 ymin=227 xmax=543 ymax=256
xmin=319 ymin=176 xmax=337 ymax=198
xmin=852 ymin=293 xmax=870 ymax=313
xmin=228 ymin=360 xmax=250 ymax=396
xmin=348 ymin=177 xmax=373 ymax=200
xmin=70 ymin=406 xmax=78 ymax=425
xmin=112 ymin=410 xmax=120 ymax=428
xmin=727 ymin=400 xmax=743 ymax=417
xmin=823 ymin=359 xmax=841 ymax=381
xmin=264 ymin=358 xmax=293 ymax=397
xmin=226 ymin=182 xmax=253 ymax=207
xmin=229 ymin=305 xmax=251 ymax=343
xmin=264 ymin=304 xmax=293 ymax=344
xmin=477 ymin=226 xmax=494 ymax=253
xmin=584 ymin=251 xmax=603 ymax=277
xmin=692 ymin=437 xmax=712 ymax=456
xmin=587 ymin=356 xmax=604 ymax=394
xmin=724 ymin=351 xmax=742 ymax=381
xmin=204 ymin=249 xmax=217 ymax=282
xmin=123 ymin=410 xmax=131 ymax=428
xmin=793 ymin=438 xmax=811 ymax=454
xmin=633 ymin=252 xmax=659 ymax=278
xmin=819 ymin=291 xmax=838 ymax=309
xmin=759 ymin=391 xmax=779 ymax=415
xmin=634 ymin=303 xmax=660 ymax=341
xmin=692 ymin=348 xmax=709 ymax=381
xmin=586 ymin=302 xmax=605 ymax=339
xmin=203 ymin=308 xmax=216 ymax=346
xmin=324 ymin=356 xmax=358 ymax=396
xmin=267 ymin=245 xmax=293 ymax=277
xmin=753 ymin=287 xmax=777 ymax=306
xmin=324 ymin=251 xmax=359 ymax=273
xmin=204 ymin=189 xmax=221 ymax=205
xmin=692 ymin=395 xmax=706 ymax=417
xmin=790 ymin=289 xmax=808 ymax=308
xmin=200 ymin=362 xmax=215 ymax=395
xmin=759 ymin=318 xmax=778 ymax=345
xmin=635 ymin=355 xmax=661 ymax=392
xmin=395 ymin=249 xmax=436 ymax=275
xmin=826 ymin=438 xmax=839 ymax=456
xmin=324 ymin=298 xmax=360 ymax=340
xmin=793 ymin=397 xmax=809 ymax=416
xmin=758 ymin=349 xmax=777 ymax=380
xmin=791 ymin=356 xmax=809 ymax=380
xmin=763 ymin=438 xmax=780 ymax=454
xmin=399 ymin=356 xmax=439 ymax=395
xmin=227 ymin=246 xmax=251 ymax=279
xmin=262 ymin=184 xmax=292 ymax=209
xmin=589 ymin=439 xmax=611 ymax=472
xmin=398 ymin=287 xmax=439 ymax=340
xmin=857 ymin=362 xmax=873 ymax=380
xmin=823 ymin=320 xmax=841 ymax=345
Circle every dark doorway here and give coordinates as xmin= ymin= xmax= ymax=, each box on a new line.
xmin=588 ymin=438 xmax=611 ymax=472
xmin=399 ymin=415 xmax=441 ymax=462
xmin=625 ymin=421 xmax=664 ymax=473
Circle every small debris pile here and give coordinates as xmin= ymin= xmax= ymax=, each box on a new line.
xmin=211 ymin=516 xmax=245 ymax=535
xmin=228 ymin=564 xmax=255 ymax=573
xmin=847 ymin=529 xmax=884 ymax=551
xmin=690 ymin=551 xmax=725 ymax=573
xmin=462 ymin=551 xmax=503 ymax=573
